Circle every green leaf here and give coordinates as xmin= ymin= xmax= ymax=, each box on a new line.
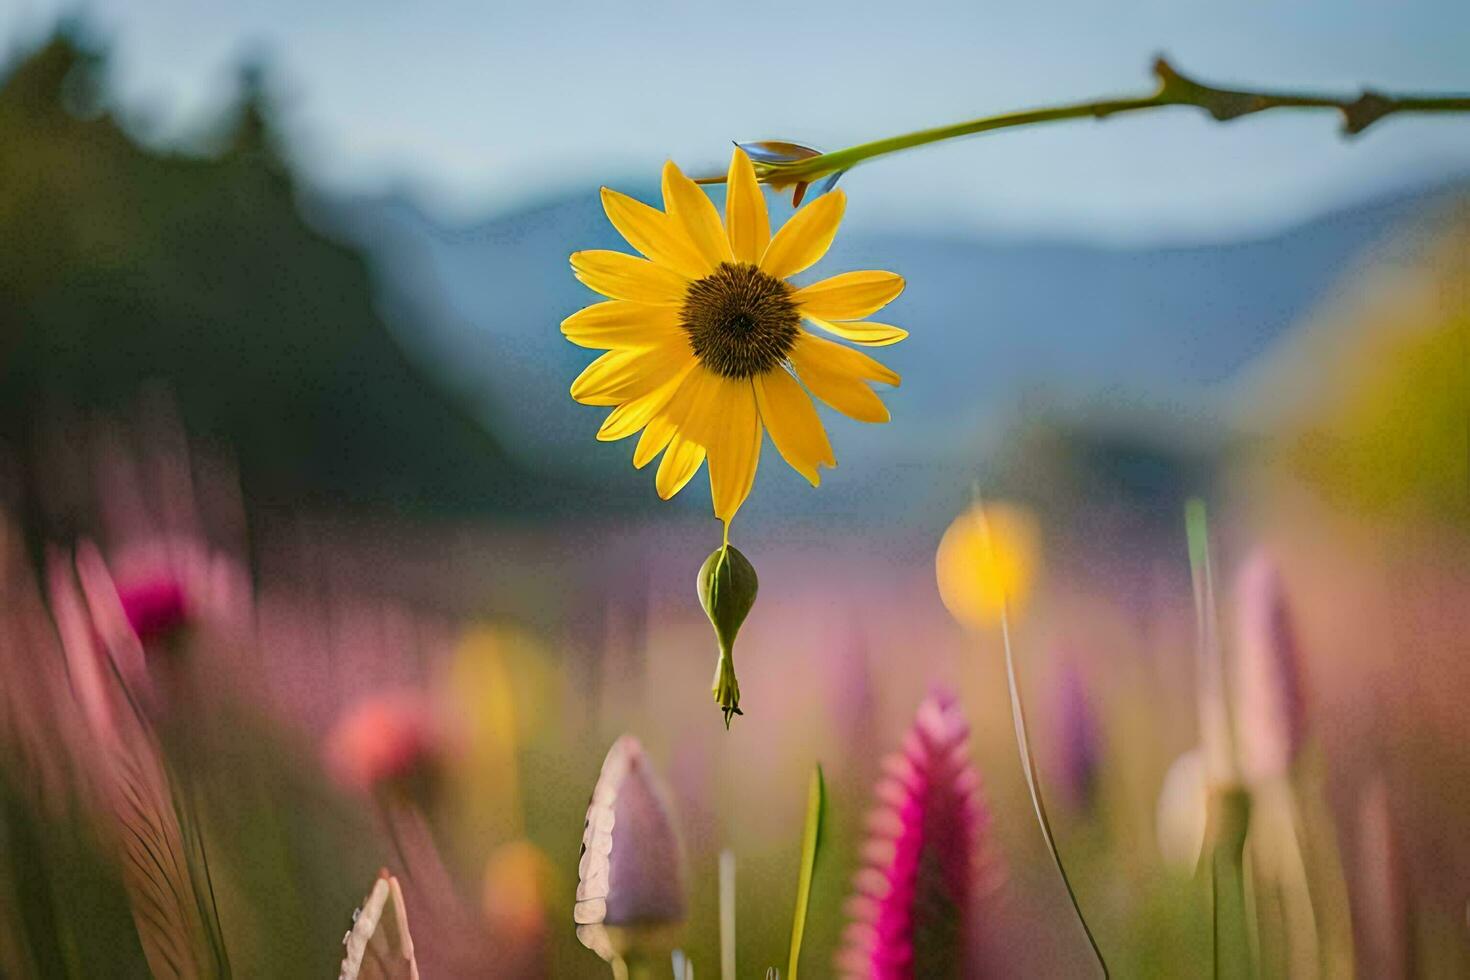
xmin=785 ymin=765 xmax=826 ymax=980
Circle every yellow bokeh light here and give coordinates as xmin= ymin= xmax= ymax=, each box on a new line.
xmin=935 ymin=501 xmax=1041 ymax=629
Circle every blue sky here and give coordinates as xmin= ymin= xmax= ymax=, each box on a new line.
xmin=6 ymin=1 xmax=1470 ymax=242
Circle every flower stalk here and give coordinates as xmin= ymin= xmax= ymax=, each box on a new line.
xmin=1206 ymin=786 xmax=1254 ymax=980
xmin=999 ymin=598 xmax=1109 ymax=978
xmin=956 ymin=497 xmax=1105 ymax=976
xmin=1185 ymin=501 xmax=1256 ymax=978
xmin=699 ymin=57 xmax=1470 ymax=192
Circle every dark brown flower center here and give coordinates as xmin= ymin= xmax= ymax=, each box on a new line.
xmin=679 ymin=262 xmax=800 ymax=378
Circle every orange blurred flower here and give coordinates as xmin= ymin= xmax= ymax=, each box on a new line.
xmin=324 ymin=691 xmax=452 ymax=796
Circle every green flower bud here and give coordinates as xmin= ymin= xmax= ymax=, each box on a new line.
xmin=697 ymin=545 xmax=758 ymax=651
xmin=697 ymin=544 xmax=758 ymax=728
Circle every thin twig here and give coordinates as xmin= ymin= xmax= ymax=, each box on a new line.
xmin=697 ymin=57 xmax=1470 ymax=190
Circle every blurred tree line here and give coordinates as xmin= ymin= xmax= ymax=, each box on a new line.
xmin=0 ymin=31 xmax=541 ymax=538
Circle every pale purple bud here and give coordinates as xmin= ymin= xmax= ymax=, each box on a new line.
xmin=1233 ymin=551 xmax=1308 ymax=783
xmin=574 ymin=736 xmax=687 ymax=963
xmin=737 ymin=140 xmax=823 ymax=166
xmin=735 ymin=140 xmax=845 ymax=205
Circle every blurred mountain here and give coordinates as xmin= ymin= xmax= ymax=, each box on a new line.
xmin=0 ymin=34 xmax=541 ymax=538
xmin=321 ymin=162 xmax=1469 ymax=523
xmin=4 ymin=30 xmax=1464 ymax=535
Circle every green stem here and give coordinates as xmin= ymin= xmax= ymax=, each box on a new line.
xmin=999 ymin=600 xmax=1109 ymax=978
xmin=705 ymin=57 xmax=1470 ymax=188
xmin=1208 ymin=787 xmax=1254 ymax=980
xmin=1185 ymin=500 xmax=1237 ymax=787
xmin=615 ymin=955 xmax=657 ymax=980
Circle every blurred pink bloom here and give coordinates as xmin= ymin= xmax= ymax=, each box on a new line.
xmin=324 ymin=692 xmax=447 ymax=795
xmin=1233 ymin=551 xmax=1307 ymax=783
xmin=117 ymin=573 xmax=189 ymax=645
xmin=574 ymin=735 xmax=687 ymax=963
xmin=838 ymin=689 xmax=996 ymax=979
xmin=1354 ymin=776 xmax=1413 ymax=979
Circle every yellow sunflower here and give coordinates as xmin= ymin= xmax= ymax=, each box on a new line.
xmin=562 ymin=148 xmax=907 ymax=527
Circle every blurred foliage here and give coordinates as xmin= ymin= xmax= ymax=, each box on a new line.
xmin=0 ymin=32 xmax=526 ymax=533
xmin=0 ymin=772 xmax=150 ymax=978
xmin=1259 ymin=204 xmax=1470 ymax=525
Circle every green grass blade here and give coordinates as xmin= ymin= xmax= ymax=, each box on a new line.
xmin=785 ymin=764 xmax=826 ymax=980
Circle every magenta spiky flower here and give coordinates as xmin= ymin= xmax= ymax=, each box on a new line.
xmin=837 ymin=690 xmax=995 ymax=979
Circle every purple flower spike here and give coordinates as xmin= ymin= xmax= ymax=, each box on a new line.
xmin=1233 ymin=551 xmax=1308 ymax=784
xmin=837 ymin=690 xmax=996 ymax=979
xmin=575 ymin=736 xmax=687 ymax=964
xmin=1054 ymin=663 xmax=1102 ymax=811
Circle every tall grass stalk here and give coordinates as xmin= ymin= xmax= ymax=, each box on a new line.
xmin=998 ymin=598 xmax=1109 ymax=977
xmin=1185 ymin=501 xmax=1253 ymax=978
xmin=719 ymin=849 xmax=736 ymax=980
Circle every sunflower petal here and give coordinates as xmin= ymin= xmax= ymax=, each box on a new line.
xmin=799 ymin=331 xmax=899 ymax=386
xmin=662 ymin=160 xmax=733 ymax=271
xmin=804 ymin=315 xmax=908 ymax=347
xmin=789 ymin=333 xmax=897 ymax=423
xmin=597 ymin=363 xmax=695 ymax=441
xmin=634 ymin=414 xmax=677 ymax=468
xmin=754 ymin=368 xmax=834 ymax=486
xmin=633 ymin=366 xmax=716 ymax=468
xmin=601 ymin=188 xmax=711 ymax=280
xmin=656 ymin=433 xmax=707 ymax=500
xmin=792 ymin=270 xmax=904 ymax=320
xmin=724 ymin=148 xmax=770 ymax=265
xmin=562 ymin=301 xmax=684 ymax=350
xmin=703 ymin=379 xmax=762 ymax=523
xmin=570 ymin=343 xmax=691 ymax=406
xmin=571 ymin=250 xmax=690 ymax=305
xmin=760 ymin=189 xmax=846 ymax=280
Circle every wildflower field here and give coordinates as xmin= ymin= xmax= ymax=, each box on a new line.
xmin=2 ymin=8 xmax=1470 ymax=979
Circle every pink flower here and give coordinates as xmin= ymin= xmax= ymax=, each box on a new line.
xmin=1233 ymin=550 xmax=1308 ymax=783
xmin=324 ymin=692 xmax=447 ymax=795
xmin=837 ymin=690 xmax=996 ymax=979
xmin=117 ymin=574 xmax=189 ymax=645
